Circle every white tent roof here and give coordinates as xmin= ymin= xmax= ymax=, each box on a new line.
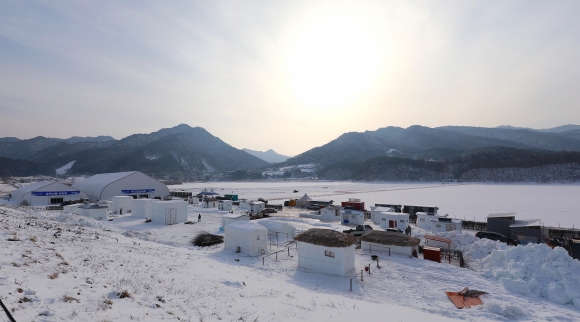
xmin=298 ymin=193 xmax=311 ymax=201
xmin=72 ymin=171 xmax=136 ymax=201
xmin=11 ymin=181 xmax=54 ymax=203
xmin=226 ymin=221 xmax=267 ymax=233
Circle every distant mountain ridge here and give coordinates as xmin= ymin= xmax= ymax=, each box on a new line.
xmin=242 ymin=148 xmax=290 ymax=163
xmin=0 ymin=124 xmax=268 ymax=178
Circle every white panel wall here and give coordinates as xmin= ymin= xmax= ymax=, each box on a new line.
xmin=224 ymin=228 xmax=267 ymax=256
xmin=112 ymin=196 xmax=133 ymax=214
xmin=297 ymin=242 xmax=355 ymax=276
xmin=150 ymin=200 xmax=188 ymax=224
xmin=361 ymin=241 xmax=415 ymax=256
xmin=132 ymin=199 xmax=153 ymax=219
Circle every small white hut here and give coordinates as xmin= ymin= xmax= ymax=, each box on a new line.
xmin=150 ymin=200 xmax=188 ymax=225
xmin=132 ymin=199 xmax=153 ymax=219
xmin=430 ymin=217 xmax=462 ymax=233
xmin=360 ymin=231 xmax=420 ymax=256
xmin=188 ymin=196 xmax=199 ymax=206
xmin=224 ymin=221 xmax=268 ymax=256
xmin=239 ymin=199 xmax=250 ymax=211
xmin=77 ymin=203 xmax=108 ymax=221
xmin=249 ymin=201 xmax=265 ymax=214
xmin=379 ymin=212 xmax=410 ymax=232
xmin=112 ymin=196 xmax=133 ymax=214
xmin=341 ymin=209 xmax=365 ymax=225
xmin=221 ymin=213 xmax=250 ymax=230
xmin=218 ymin=199 xmax=233 ymax=211
xmin=294 ymin=229 xmax=356 ymax=276
xmin=370 ymin=206 xmax=394 ymax=225
xmin=416 ymin=212 xmax=448 ymax=230
xmin=320 ymin=205 xmax=341 ymax=221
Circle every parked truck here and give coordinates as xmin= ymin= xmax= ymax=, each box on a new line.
xmin=343 ymin=225 xmax=373 ymax=236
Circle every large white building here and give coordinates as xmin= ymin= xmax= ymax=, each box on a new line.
xmin=72 ymin=171 xmax=169 ymax=202
xmin=10 ymin=181 xmax=87 ymax=206
xmin=294 ymin=229 xmax=356 ymax=276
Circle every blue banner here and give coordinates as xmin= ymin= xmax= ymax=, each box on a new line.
xmin=31 ymin=191 xmax=80 ymax=197
xmin=121 ymin=189 xmax=154 ymax=194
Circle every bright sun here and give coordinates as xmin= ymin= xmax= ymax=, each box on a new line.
xmin=285 ymin=16 xmax=383 ymax=110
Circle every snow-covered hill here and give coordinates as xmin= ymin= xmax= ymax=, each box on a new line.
xmin=1 ymin=204 xmax=579 ymax=321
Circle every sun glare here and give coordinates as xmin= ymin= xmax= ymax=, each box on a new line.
xmin=285 ymin=16 xmax=383 ymax=110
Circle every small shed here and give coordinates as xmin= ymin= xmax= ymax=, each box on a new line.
xmin=430 ymin=217 xmax=462 ymax=233
xmin=341 ymin=209 xmax=364 ymax=225
xmin=296 ymin=194 xmax=312 ymax=208
xmin=294 ymin=229 xmax=356 ymax=276
xmin=151 ymin=200 xmax=188 ymax=225
xmin=224 ymin=221 xmax=268 ymax=256
xmin=341 ymin=198 xmax=365 ymax=211
xmin=221 ymin=213 xmax=250 ymax=230
xmin=360 ymin=231 xmax=420 ymax=256
xmin=239 ymin=199 xmax=250 ymax=210
xmin=320 ymin=205 xmax=341 ymax=221
xmin=370 ymin=206 xmax=394 ymax=224
xmin=132 ymin=199 xmax=153 ymax=219
xmin=249 ymin=201 xmax=265 ymax=214
xmin=112 ymin=196 xmax=133 ymax=214
xmin=416 ymin=212 xmax=449 ymax=230
xmin=218 ymin=199 xmax=233 ymax=211
xmin=77 ymin=203 xmax=108 ymax=221
xmin=379 ymin=212 xmax=410 ymax=231
xmin=224 ymin=194 xmax=239 ymax=201
xmin=188 ymin=196 xmax=199 ymax=205
xmin=202 ymin=197 xmax=218 ymax=208
xmin=487 ymin=213 xmax=517 ymax=237
xmin=510 ymin=219 xmax=542 ymax=244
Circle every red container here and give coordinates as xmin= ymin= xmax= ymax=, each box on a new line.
xmin=423 ymin=246 xmax=441 ymax=263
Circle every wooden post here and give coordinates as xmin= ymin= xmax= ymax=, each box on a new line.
xmin=263 ymin=257 xmax=265 ymax=266
xmin=361 ymin=270 xmax=363 ymax=281
xmin=350 ymin=279 xmax=353 ymax=292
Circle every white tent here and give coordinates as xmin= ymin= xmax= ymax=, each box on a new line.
xmin=151 ymin=200 xmax=188 ymax=225
xmin=221 ymin=213 xmax=250 ymax=230
xmin=218 ymin=200 xmax=232 ymax=211
xmin=72 ymin=171 xmax=169 ymax=202
xmin=112 ymin=196 xmax=133 ymax=214
xmin=132 ymin=199 xmax=153 ymax=219
xmin=77 ymin=203 xmax=108 ymax=221
xmin=257 ymin=219 xmax=296 ymax=236
xmin=10 ymin=181 xmax=86 ymax=206
xmin=294 ymin=229 xmax=356 ymax=276
xmin=224 ymin=221 xmax=268 ymax=256
xmin=296 ymin=194 xmax=312 ymax=208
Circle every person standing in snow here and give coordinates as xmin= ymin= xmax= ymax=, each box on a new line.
xmin=198 ymin=214 xmax=201 ymax=222
xmin=120 ymin=208 xmax=123 ymax=215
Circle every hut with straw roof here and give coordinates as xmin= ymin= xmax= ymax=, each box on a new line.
xmin=294 ymin=229 xmax=356 ymax=276
xmin=360 ymin=231 xmax=420 ymax=256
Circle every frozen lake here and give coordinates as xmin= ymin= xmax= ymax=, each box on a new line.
xmin=169 ymin=181 xmax=580 ymax=228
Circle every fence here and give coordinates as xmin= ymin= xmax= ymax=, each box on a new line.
xmin=46 ymin=205 xmax=64 ymax=210
xmin=462 ymin=220 xmax=487 ymax=231
xmin=262 ymin=243 xmax=297 ymax=265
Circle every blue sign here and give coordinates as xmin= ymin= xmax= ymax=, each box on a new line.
xmin=31 ymin=191 xmax=80 ymax=197
xmin=121 ymin=189 xmax=154 ymax=194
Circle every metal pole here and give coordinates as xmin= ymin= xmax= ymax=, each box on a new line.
xmin=350 ymin=279 xmax=353 ymax=292
xmin=361 ymin=270 xmax=363 ymax=281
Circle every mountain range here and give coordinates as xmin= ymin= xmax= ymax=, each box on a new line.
xmin=0 ymin=124 xmax=268 ymax=179
xmin=2 ymin=123 xmax=580 ymax=182
xmin=242 ymin=148 xmax=290 ymax=163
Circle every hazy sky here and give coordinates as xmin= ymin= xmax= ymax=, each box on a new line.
xmin=1 ymin=1 xmax=579 ymax=156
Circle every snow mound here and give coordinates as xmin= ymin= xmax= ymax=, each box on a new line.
xmin=480 ymin=244 xmax=580 ymax=308
xmin=53 ymin=212 xmax=112 ymax=230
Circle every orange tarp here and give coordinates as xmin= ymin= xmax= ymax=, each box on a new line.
xmin=445 ymin=292 xmax=483 ymax=309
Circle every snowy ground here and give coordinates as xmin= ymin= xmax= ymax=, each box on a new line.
xmin=1 ymin=203 xmax=579 ymax=322
xmin=169 ymin=181 xmax=580 ymax=228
